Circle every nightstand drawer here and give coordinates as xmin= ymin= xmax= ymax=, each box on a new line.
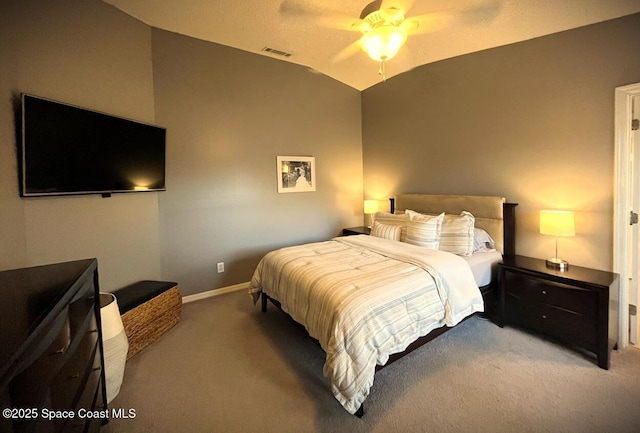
xmin=506 ymin=295 xmax=597 ymax=348
xmin=504 ymin=272 xmax=597 ymax=318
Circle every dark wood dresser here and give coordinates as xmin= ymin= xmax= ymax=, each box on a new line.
xmin=498 ymin=255 xmax=619 ymax=369
xmin=0 ymin=259 xmax=108 ymax=433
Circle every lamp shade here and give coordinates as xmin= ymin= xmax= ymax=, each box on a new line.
xmin=540 ymin=210 xmax=575 ymax=237
xmin=364 ymin=200 xmax=379 ymax=215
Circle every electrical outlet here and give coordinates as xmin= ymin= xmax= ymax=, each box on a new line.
xmin=217 ymin=262 xmax=224 ymax=273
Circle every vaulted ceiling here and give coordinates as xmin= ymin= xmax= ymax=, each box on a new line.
xmin=102 ymin=0 xmax=640 ymax=90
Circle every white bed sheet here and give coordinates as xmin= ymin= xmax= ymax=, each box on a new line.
xmin=462 ymin=250 xmax=503 ymax=287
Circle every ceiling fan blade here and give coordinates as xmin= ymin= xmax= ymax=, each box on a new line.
xmin=381 ymin=0 xmax=416 ymax=15
xmin=279 ymin=0 xmax=362 ymax=32
xmin=401 ymin=2 xmax=500 ymax=36
xmin=278 ymin=0 xmax=321 ymax=17
xmin=402 ymin=11 xmax=451 ymax=35
xmin=331 ymin=39 xmax=363 ymax=63
xmin=320 ymin=16 xmax=365 ymax=32
xmin=458 ymin=1 xmax=502 ymax=25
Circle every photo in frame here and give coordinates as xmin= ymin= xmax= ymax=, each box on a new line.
xmin=277 ymin=156 xmax=316 ymax=193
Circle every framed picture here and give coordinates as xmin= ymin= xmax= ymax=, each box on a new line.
xmin=277 ymin=156 xmax=316 ymax=193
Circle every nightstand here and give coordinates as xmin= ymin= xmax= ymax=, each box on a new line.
xmin=342 ymin=226 xmax=371 ymax=236
xmin=499 ymin=255 xmax=619 ymax=369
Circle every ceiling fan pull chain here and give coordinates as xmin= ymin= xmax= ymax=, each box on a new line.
xmin=378 ymin=61 xmax=386 ymax=81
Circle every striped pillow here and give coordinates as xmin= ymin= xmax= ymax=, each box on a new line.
xmin=439 ymin=212 xmax=475 ymax=256
xmin=371 ymin=222 xmax=402 ymax=241
xmin=372 ymin=212 xmax=409 ymax=242
xmin=404 ymin=213 xmax=444 ymax=250
xmin=406 ymin=210 xmax=475 ymax=256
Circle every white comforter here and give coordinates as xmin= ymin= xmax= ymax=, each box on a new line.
xmin=249 ymin=235 xmax=483 ymax=414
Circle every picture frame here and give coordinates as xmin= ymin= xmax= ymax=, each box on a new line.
xmin=277 ymin=156 xmax=316 ymax=193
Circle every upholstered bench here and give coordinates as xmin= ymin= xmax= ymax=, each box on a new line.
xmin=116 ymin=280 xmax=182 ymax=359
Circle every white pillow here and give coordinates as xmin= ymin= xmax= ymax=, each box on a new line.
xmin=371 ymin=222 xmax=402 ymax=241
xmin=404 ymin=213 xmax=444 ymax=250
xmin=473 ymin=228 xmax=496 ymax=252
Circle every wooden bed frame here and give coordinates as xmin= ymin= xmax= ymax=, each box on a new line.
xmin=260 ymin=194 xmax=517 ymax=417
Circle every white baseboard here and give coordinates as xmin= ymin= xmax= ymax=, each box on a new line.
xmin=181 ymin=281 xmax=249 ymax=304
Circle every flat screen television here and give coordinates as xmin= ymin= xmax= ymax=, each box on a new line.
xmin=20 ymin=94 xmax=166 ymax=197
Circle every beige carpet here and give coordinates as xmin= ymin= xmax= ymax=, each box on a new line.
xmin=103 ymin=290 xmax=640 ymax=433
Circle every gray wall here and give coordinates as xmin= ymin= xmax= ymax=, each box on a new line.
xmin=152 ymin=30 xmax=363 ymax=295
xmin=0 ymin=1 xmax=362 ymax=296
xmin=0 ymin=0 xmax=162 ymax=291
xmin=362 ymin=13 xmax=640 ymax=272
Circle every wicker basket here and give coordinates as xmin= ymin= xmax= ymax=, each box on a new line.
xmin=121 ymin=286 xmax=182 ymax=359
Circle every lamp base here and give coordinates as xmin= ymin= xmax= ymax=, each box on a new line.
xmin=546 ymin=257 xmax=569 ymax=271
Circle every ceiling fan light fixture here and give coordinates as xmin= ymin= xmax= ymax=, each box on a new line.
xmin=361 ymin=25 xmax=407 ymax=62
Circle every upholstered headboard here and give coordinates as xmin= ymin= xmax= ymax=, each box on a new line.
xmin=391 ymin=194 xmax=516 ymax=255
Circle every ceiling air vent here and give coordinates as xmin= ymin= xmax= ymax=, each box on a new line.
xmin=262 ymin=47 xmax=293 ymax=57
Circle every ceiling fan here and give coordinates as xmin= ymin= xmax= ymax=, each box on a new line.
xmin=354 ymin=0 xmax=435 ymax=61
xmin=280 ymin=0 xmax=453 ymax=80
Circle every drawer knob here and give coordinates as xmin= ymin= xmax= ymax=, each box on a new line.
xmin=542 ymin=315 xmax=547 ymax=319
xmin=542 ymin=290 xmax=547 ymax=295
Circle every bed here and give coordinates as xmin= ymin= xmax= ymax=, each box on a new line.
xmin=249 ymin=194 xmax=517 ymax=416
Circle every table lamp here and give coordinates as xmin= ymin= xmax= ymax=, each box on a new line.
xmin=364 ymin=200 xmax=379 ymax=228
xmin=540 ymin=210 xmax=575 ymax=270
